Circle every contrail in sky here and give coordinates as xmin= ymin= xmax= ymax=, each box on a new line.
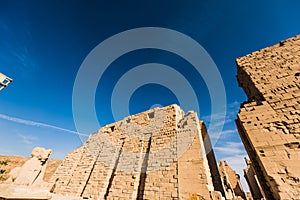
xmin=0 ymin=113 xmax=89 ymax=137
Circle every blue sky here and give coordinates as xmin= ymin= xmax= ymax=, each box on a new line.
xmin=0 ymin=0 xmax=300 ymax=190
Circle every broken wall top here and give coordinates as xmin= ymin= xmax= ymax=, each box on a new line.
xmin=236 ymin=34 xmax=300 ymax=199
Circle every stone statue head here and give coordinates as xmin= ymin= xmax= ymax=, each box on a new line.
xmin=31 ymin=147 xmax=52 ymax=161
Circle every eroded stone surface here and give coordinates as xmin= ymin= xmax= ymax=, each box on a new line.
xmin=243 ymin=158 xmax=264 ymax=199
xmin=7 ymin=147 xmax=52 ymax=187
xmin=236 ymin=34 xmax=300 ymax=200
xmin=50 ymin=105 xmax=224 ymax=199
xmin=218 ymin=161 xmax=246 ymax=200
xmin=0 ymin=147 xmax=53 ymax=200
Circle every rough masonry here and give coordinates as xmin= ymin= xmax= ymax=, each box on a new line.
xmin=236 ymin=34 xmax=300 ymax=199
xmin=243 ymin=158 xmax=263 ymax=199
xmin=218 ymin=161 xmax=246 ymax=200
xmin=50 ymin=104 xmax=224 ymax=199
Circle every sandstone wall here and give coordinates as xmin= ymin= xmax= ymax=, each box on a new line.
xmin=50 ymin=105 xmax=221 ymax=199
xmin=200 ymin=121 xmax=225 ymax=197
xmin=218 ymin=161 xmax=246 ymax=200
xmin=236 ymin=34 xmax=300 ymax=199
xmin=243 ymin=158 xmax=264 ymax=199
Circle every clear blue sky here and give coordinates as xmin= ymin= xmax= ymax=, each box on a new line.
xmin=0 ymin=0 xmax=300 ymax=190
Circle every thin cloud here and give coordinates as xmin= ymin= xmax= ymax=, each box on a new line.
xmin=215 ymin=141 xmax=250 ymax=191
xmin=212 ymin=118 xmax=233 ymax=127
xmin=18 ymin=134 xmax=38 ymax=144
xmin=220 ymin=129 xmax=237 ymax=135
xmin=214 ymin=142 xmax=245 ymax=155
xmin=0 ymin=113 xmax=89 ymax=137
xmin=202 ymin=101 xmax=241 ymax=141
xmin=202 ymin=111 xmax=227 ymax=122
xmin=209 ymin=128 xmax=237 ymax=139
xmin=202 ymin=101 xmax=241 ymax=123
xmin=202 ymin=111 xmax=235 ymax=126
xmin=227 ymin=101 xmax=241 ymax=109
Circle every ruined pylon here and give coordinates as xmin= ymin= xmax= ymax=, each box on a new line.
xmin=236 ymin=34 xmax=300 ymax=199
xmin=218 ymin=160 xmax=246 ymax=200
xmin=50 ymin=105 xmax=224 ymax=199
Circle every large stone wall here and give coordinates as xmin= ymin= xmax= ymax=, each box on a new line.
xmin=236 ymin=34 xmax=300 ymax=199
xmin=50 ymin=104 xmax=223 ymax=199
xmin=243 ymin=158 xmax=264 ymax=199
xmin=218 ymin=161 xmax=246 ymax=200
xmin=201 ymin=122 xmax=225 ymax=197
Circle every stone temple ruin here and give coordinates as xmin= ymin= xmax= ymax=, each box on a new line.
xmin=0 ymin=34 xmax=299 ymax=200
xmin=236 ymin=34 xmax=300 ymax=199
xmin=49 ymin=104 xmax=226 ymax=199
xmin=218 ymin=161 xmax=246 ymax=200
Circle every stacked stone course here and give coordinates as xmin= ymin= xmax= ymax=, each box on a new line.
xmin=236 ymin=34 xmax=300 ymax=200
xmin=50 ymin=104 xmax=224 ymax=199
xmin=218 ymin=161 xmax=246 ymax=200
xmin=243 ymin=158 xmax=264 ymax=199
